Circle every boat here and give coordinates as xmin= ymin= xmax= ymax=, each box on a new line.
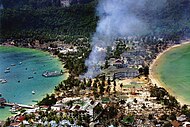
xmin=1 ymin=80 xmax=7 ymax=84
xmin=0 ymin=97 xmax=6 ymax=102
xmin=4 ymin=70 xmax=10 ymax=73
xmin=32 ymin=91 xmax=35 ymax=94
xmin=11 ymin=64 xmax=16 ymax=66
xmin=32 ymin=100 xmax=38 ymax=103
xmin=6 ymin=67 xmax=10 ymax=70
xmin=19 ymin=62 xmax=22 ymax=65
xmin=42 ymin=71 xmax=63 ymax=77
xmin=9 ymin=105 xmax=20 ymax=114
xmin=0 ymin=103 xmax=5 ymax=109
xmin=0 ymin=105 xmax=5 ymax=108
xmin=28 ymin=76 xmax=34 ymax=79
xmin=0 ymin=79 xmax=7 ymax=84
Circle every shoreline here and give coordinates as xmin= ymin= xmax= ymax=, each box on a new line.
xmin=0 ymin=45 xmax=69 ymax=120
xmin=149 ymin=40 xmax=190 ymax=105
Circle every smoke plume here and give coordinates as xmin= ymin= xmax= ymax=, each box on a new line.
xmin=84 ymin=0 xmax=187 ymax=78
xmin=84 ymin=0 xmax=146 ymax=78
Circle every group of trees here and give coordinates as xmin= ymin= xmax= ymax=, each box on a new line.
xmin=1 ymin=1 xmax=98 ymax=39
xmin=1 ymin=0 xmax=95 ymax=9
xmin=38 ymin=94 xmax=57 ymax=106
xmin=1 ymin=0 xmax=61 ymax=9
xmin=150 ymin=85 xmax=180 ymax=108
xmin=1 ymin=0 xmax=190 ymax=41
xmin=19 ymin=109 xmax=90 ymax=126
xmin=138 ymin=66 xmax=149 ymax=77
xmin=54 ymin=73 xmax=120 ymax=99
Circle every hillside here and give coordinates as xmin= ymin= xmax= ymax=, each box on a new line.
xmin=0 ymin=0 xmax=190 ymax=40
xmin=0 ymin=1 xmax=98 ymax=40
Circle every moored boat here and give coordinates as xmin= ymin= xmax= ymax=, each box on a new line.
xmin=4 ymin=70 xmax=10 ymax=73
xmin=0 ymin=105 xmax=5 ymax=108
xmin=32 ymin=90 xmax=35 ymax=94
xmin=0 ymin=79 xmax=7 ymax=84
xmin=6 ymin=67 xmax=10 ymax=70
xmin=9 ymin=105 xmax=20 ymax=114
xmin=42 ymin=71 xmax=63 ymax=77
xmin=28 ymin=76 xmax=34 ymax=79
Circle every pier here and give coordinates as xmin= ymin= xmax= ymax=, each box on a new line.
xmin=3 ymin=103 xmax=34 ymax=109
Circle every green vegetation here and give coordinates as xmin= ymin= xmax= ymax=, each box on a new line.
xmin=1 ymin=0 xmax=94 ymax=9
xmin=138 ymin=66 xmax=149 ymax=77
xmin=150 ymin=85 xmax=180 ymax=108
xmin=38 ymin=94 xmax=57 ymax=106
xmin=1 ymin=0 xmax=190 ymax=41
xmin=1 ymin=1 xmax=98 ymax=39
xmin=122 ymin=115 xmax=134 ymax=124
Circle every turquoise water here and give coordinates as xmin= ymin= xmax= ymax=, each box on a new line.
xmin=0 ymin=46 xmax=66 ymax=120
xmin=155 ymin=44 xmax=190 ymax=104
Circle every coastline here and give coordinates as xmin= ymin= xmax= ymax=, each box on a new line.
xmin=149 ymin=40 xmax=190 ymax=105
xmin=0 ymin=45 xmax=69 ymax=102
xmin=0 ymin=45 xmax=69 ymax=120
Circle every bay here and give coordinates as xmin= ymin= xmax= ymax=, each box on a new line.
xmin=0 ymin=46 xmax=66 ymax=120
xmin=155 ymin=44 xmax=190 ymax=104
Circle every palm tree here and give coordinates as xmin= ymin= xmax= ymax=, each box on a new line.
xmin=107 ymin=77 xmax=111 ymax=86
xmin=106 ymin=85 xmax=111 ymax=95
xmin=120 ymin=83 xmax=123 ymax=93
xmin=99 ymin=84 xmax=105 ymax=97
xmin=113 ymin=80 xmax=117 ymax=93
xmin=93 ymin=82 xmax=97 ymax=89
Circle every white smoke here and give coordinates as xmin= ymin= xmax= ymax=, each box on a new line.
xmin=83 ymin=0 xmax=166 ymax=78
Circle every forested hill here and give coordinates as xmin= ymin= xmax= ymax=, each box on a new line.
xmin=1 ymin=0 xmax=190 ymax=40
xmin=0 ymin=1 xmax=98 ymax=40
xmin=1 ymin=0 xmax=94 ymax=9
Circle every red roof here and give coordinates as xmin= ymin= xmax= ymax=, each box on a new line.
xmin=0 ymin=98 xmax=6 ymax=103
xmin=17 ymin=116 xmax=25 ymax=122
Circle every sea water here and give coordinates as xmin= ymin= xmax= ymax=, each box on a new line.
xmin=0 ymin=46 xmax=66 ymax=120
xmin=155 ymin=44 xmax=190 ymax=104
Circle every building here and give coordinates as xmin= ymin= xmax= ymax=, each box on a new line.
xmin=112 ymin=59 xmax=127 ymax=68
xmin=113 ymin=68 xmax=139 ymax=79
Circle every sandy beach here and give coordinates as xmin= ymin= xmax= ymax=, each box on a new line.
xmin=149 ymin=40 xmax=190 ymax=105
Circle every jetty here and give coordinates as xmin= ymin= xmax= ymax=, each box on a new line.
xmin=3 ymin=103 xmax=34 ymax=109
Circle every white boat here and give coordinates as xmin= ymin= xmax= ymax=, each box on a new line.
xmin=4 ymin=70 xmax=10 ymax=73
xmin=1 ymin=80 xmax=7 ymax=84
xmin=6 ymin=67 xmax=10 ymax=70
xmin=0 ymin=79 xmax=7 ymax=84
xmin=32 ymin=91 xmax=35 ymax=94
xmin=9 ymin=105 xmax=20 ymax=114
xmin=19 ymin=62 xmax=22 ymax=65
xmin=11 ymin=64 xmax=16 ymax=66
